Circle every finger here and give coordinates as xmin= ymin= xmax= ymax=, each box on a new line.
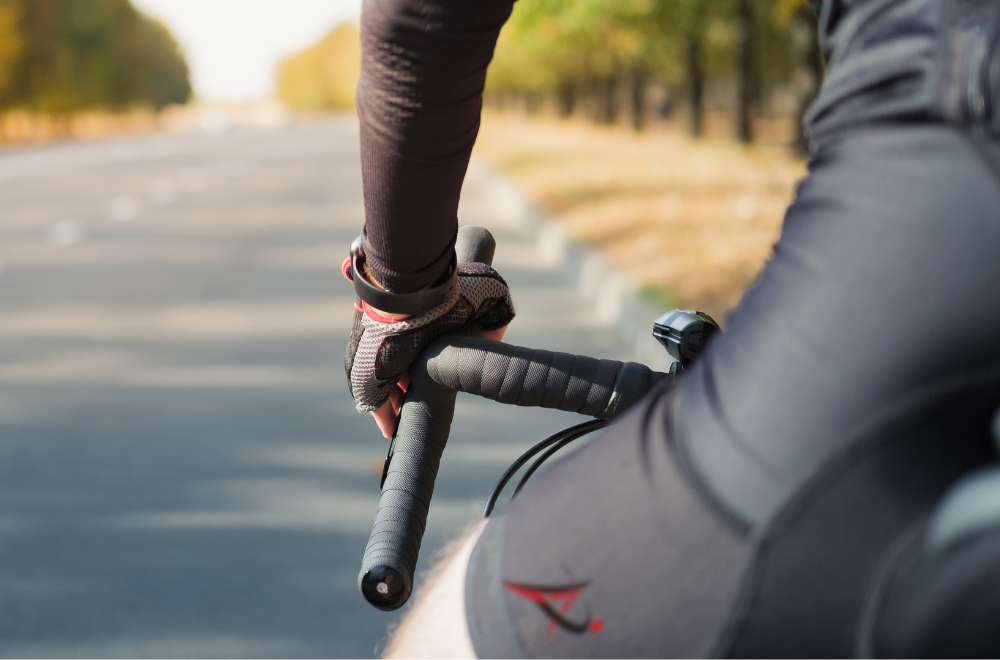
xmin=388 ymin=372 xmax=411 ymax=416
xmin=388 ymin=381 xmax=405 ymax=416
xmin=371 ymin=400 xmax=398 ymax=439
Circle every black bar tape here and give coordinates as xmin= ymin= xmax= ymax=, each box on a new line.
xmin=422 ymin=334 xmax=669 ymax=421
xmin=497 ymin=350 xmax=532 ymax=404
xmin=543 ymin=352 xmax=574 ymax=409
xmin=455 ymin=225 xmax=497 ymax=265
xmin=564 ymin=356 xmax=599 ymax=413
xmin=358 ymin=228 xmax=501 ymax=611
xmin=358 ymin=350 xmax=459 ymax=611
xmin=519 ymin=353 xmax=552 ymax=407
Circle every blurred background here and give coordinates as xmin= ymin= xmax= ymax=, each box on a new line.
xmin=0 ymin=0 xmax=823 ymax=316
xmin=0 ymin=0 xmax=822 ymax=657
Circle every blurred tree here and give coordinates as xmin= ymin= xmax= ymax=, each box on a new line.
xmin=686 ymin=34 xmax=704 ymax=135
xmin=0 ymin=0 xmax=190 ymax=115
xmin=489 ymin=0 xmax=818 ymax=144
xmin=487 ymin=0 xmax=744 ymax=135
xmin=776 ymin=0 xmax=823 ymax=153
xmin=665 ymin=0 xmax=715 ymax=137
xmin=734 ymin=0 xmax=754 ymax=142
xmin=609 ymin=0 xmax=683 ymax=131
xmin=278 ymin=23 xmax=361 ymax=111
xmin=0 ymin=0 xmax=23 ymax=102
xmin=133 ymin=18 xmax=193 ymax=111
xmin=487 ymin=0 xmax=596 ymax=116
xmin=677 ymin=0 xmax=794 ymax=142
xmin=488 ymin=0 xmax=679 ymax=128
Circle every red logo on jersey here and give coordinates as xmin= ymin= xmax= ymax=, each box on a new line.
xmin=502 ymin=580 xmax=604 ymax=639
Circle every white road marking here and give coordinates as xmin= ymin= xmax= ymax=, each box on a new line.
xmin=222 ymin=159 xmax=249 ymax=178
xmin=179 ymin=167 xmax=206 ymax=192
xmin=148 ymin=179 xmax=177 ymax=206
xmin=200 ymin=108 xmax=230 ymax=135
xmin=108 ymin=195 xmax=140 ymax=222
xmin=48 ymin=220 xmax=83 ymax=248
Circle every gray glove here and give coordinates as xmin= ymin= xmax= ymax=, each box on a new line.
xmin=344 ymin=262 xmax=515 ymax=413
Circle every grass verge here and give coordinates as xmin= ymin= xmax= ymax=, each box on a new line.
xmin=473 ymin=110 xmax=808 ymax=320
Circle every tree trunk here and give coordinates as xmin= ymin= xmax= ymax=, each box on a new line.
xmin=557 ymin=82 xmax=576 ymax=117
xmin=525 ymin=92 xmax=543 ymax=114
xmin=597 ymin=77 xmax=618 ymax=125
xmin=735 ymin=0 xmax=755 ymax=143
xmin=791 ymin=7 xmax=824 ymax=155
xmin=686 ymin=36 xmax=704 ymax=137
xmin=629 ymin=66 xmax=647 ymax=131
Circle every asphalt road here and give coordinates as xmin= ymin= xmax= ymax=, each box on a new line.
xmin=0 ymin=119 xmax=637 ymax=658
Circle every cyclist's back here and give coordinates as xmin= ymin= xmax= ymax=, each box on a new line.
xmin=353 ymin=0 xmax=1000 ymax=656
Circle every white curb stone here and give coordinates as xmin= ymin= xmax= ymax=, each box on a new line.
xmin=469 ymin=157 xmax=674 ymax=372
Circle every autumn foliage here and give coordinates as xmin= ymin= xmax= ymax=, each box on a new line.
xmin=277 ymin=23 xmax=361 ymax=112
xmin=0 ymin=0 xmax=191 ymax=116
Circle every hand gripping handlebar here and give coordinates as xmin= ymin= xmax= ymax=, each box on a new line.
xmin=357 ymin=227 xmax=668 ymax=610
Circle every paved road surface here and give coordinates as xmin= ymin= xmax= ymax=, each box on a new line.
xmin=0 ymin=120 xmax=639 ymax=658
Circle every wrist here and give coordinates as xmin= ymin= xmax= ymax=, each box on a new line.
xmin=363 ymin=263 xmax=412 ymax=320
xmin=350 ymin=236 xmax=457 ymax=317
xmin=365 ymin=301 xmax=412 ymax=322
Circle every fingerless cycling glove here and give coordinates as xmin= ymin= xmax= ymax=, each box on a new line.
xmin=343 ymin=260 xmax=515 ymax=413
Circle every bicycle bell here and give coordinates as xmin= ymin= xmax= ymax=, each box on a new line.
xmin=653 ymin=309 xmax=721 ymax=369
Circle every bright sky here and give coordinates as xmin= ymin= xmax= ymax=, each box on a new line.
xmin=131 ymin=0 xmax=362 ymax=101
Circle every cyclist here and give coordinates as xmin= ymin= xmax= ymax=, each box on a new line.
xmin=345 ymin=0 xmax=1000 ymax=656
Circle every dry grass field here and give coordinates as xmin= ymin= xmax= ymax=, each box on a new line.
xmin=0 ymin=109 xmax=173 ymax=145
xmin=473 ymin=110 xmax=808 ymax=320
xmin=0 ymin=105 xmax=243 ymax=147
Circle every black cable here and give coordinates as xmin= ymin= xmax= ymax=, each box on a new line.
xmin=483 ymin=424 xmax=586 ymax=518
xmin=511 ymin=420 xmax=608 ymax=499
xmin=378 ymin=411 xmax=402 ymax=490
xmin=482 ymin=418 xmax=609 ymax=518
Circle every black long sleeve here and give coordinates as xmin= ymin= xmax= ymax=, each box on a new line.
xmin=357 ymin=0 xmax=515 ymax=294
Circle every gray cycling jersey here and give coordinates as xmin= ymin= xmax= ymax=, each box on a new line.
xmin=458 ymin=1 xmax=1000 ymax=657
xmin=806 ymin=0 xmax=1000 ymax=146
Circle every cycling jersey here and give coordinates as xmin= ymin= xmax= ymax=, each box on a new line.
xmin=354 ymin=0 xmax=1000 ymax=655
xmin=466 ymin=124 xmax=1000 ymax=657
xmin=807 ymin=0 xmax=1000 ymax=145
xmin=357 ymin=0 xmax=514 ymax=294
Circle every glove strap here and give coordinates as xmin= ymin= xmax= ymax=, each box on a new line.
xmin=350 ymin=236 xmax=458 ymax=316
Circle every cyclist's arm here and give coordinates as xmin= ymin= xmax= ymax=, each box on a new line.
xmin=358 ymin=0 xmax=515 ymax=294
xmin=383 ymin=522 xmax=487 ymax=658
